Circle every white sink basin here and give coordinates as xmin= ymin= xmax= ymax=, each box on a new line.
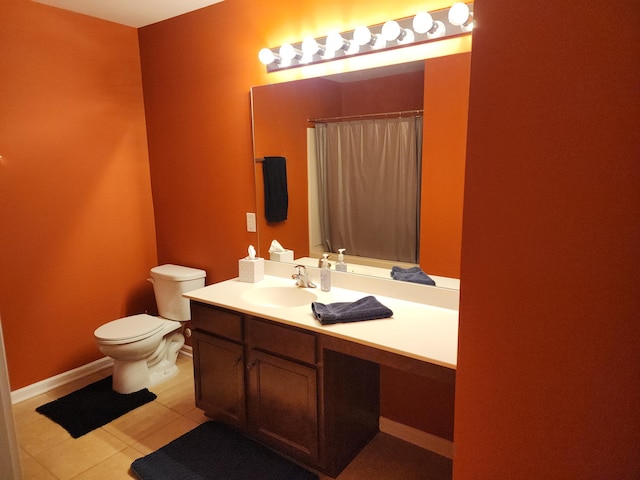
xmin=241 ymin=286 xmax=318 ymax=308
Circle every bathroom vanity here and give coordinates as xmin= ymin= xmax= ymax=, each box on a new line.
xmin=184 ymin=262 xmax=458 ymax=477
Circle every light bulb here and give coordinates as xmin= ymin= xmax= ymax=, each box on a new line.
xmin=397 ymin=29 xmax=415 ymax=45
xmin=428 ymin=21 xmax=446 ymax=39
xmin=299 ymin=53 xmax=314 ymax=64
xmin=461 ymin=19 xmax=474 ymax=32
xmin=353 ymin=25 xmax=372 ymax=46
xmin=381 ymin=20 xmax=401 ymax=41
xmin=448 ymin=2 xmax=470 ymax=26
xmin=302 ymin=37 xmax=323 ymax=56
xmin=326 ymin=31 xmax=347 ymax=52
xmin=258 ymin=48 xmax=278 ymax=65
xmin=381 ymin=20 xmax=412 ymax=43
xmin=371 ymin=33 xmax=386 ymax=50
xmin=279 ymin=44 xmax=297 ymax=62
xmin=413 ymin=12 xmax=434 ymax=34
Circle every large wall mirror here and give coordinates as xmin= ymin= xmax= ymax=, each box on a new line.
xmin=251 ymin=52 xmax=471 ymax=289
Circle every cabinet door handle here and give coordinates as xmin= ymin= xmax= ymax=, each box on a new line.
xmin=246 ymin=361 xmax=256 ymax=370
xmin=233 ymin=354 xmax=243 ymax=366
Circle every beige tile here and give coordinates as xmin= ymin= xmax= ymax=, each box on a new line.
xmin=328 ymin=433 xmax=452 ymax=480
xmin=16 ymin=414 xmax=71 ymax=456
xmin=72 ymin=446 xmax=141 ymax=480
xmin=182 ymin=406 xmax=210 ymax=425
xmin=151 ymin=358 xmax=194 ymax=395
xmin=20 ymin=454 xmax=58 ymax=480
xmin=32 ymin=428 xmax=127 ymax=480
xmin=131 ymin=415 xmax=201 ymax=455
xmin=154 ymin=377 xmax=196 ymax=414
xmin=102 ymin=400 xmax=181 ymax=445
xmin=12 ymin=393 xmax=56 ymax=429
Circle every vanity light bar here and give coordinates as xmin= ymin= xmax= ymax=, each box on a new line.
xmin=258 ymin=3 xmax=473 ymax=72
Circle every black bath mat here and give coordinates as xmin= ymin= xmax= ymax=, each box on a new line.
xmin=36 ymin=376 xmax=156 ymax=438
xmin=131 ymin=421 xmax=319 ymax=480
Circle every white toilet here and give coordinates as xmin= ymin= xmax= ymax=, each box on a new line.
xmin=94 ymin=264 xmax=206 ymax=394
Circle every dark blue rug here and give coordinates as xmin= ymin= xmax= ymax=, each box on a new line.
xmin=36 ymin=376 xmax=156 ymax=438
xmin=131 ymin=421 xmax=319 ymax=480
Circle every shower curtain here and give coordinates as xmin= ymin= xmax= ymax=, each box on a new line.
xmin=315 ymin=116 xmax=422 ymax=263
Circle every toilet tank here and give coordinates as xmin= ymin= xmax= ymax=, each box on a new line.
xmin=149 ymin=264 xmax=206 ymax=321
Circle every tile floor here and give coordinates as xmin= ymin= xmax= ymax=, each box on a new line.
xmin=13 ymin=354 xmax=452 ymax=479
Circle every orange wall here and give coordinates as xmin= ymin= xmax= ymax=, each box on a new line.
xmin=339 ymin=70 xmax=424 ymax=116
xmin=0 ymin=2 xmax=157 ymax=389
xmin=421 ymin=52 xmax=470 ymax=278
xmin=454 ymin=1 xmax=640 ymax=478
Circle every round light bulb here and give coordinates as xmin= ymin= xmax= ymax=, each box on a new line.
xmin=353 ymin=25 xmax=372 ymax=46
xmin=326 ymin=31 xmax=346 ymax=52
xmin=371 ymin=33 xmax=386 ymax=50
xmin=461 ymin=19 xmax=474 ymax=32
xmin=397 ymin=28 xmax=415 ymax=45
xmin=413 ymin=12 xmax=434 ymax=34
xmin=428 ymin=21 xmax=446 ymax=39
xmin=302 ymin=37 xmax=321 ymax=56
xmin=279 ymin=43 xmax=297 ymax=62
xmin=299 ymin=53 xmax=314 ymax=64
xmin=258 ymin=48 xmax=276 ymax=65
xmin=448 ymin=2 xmax=470 ymax=26
xmin=381 ymin=20 xmax=401 ymax=41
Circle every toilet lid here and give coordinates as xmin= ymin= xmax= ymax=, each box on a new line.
xmin=94 ymin=314 xmax=164 ymax=344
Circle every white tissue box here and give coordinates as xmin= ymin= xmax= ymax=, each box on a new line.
xmin=238 ymin=258 xmax=264 ymax=283
xmin=269 ymin=250 xmax=294 ymax=262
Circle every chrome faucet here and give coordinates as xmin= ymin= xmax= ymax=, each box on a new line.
xmin=292 ymin=265 xmax=316 ymax=288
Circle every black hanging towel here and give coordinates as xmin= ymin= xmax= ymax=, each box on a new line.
xmin=262 ymin=156 xmax=288 ymax=222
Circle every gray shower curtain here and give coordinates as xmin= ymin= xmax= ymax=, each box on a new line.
xmin=315 ymin=116 xmax=422 ymax=263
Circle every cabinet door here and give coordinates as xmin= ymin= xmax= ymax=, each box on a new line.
xmin=192 ymin=331 xmax=246 ymax=424
xmin=246 ymin=349 xmax=318 ymax=462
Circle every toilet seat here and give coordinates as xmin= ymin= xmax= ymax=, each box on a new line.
xmin=94 ymin=314 xmax=164 ymax=345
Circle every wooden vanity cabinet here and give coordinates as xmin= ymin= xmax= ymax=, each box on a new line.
xmin=245 ymin=317 xmax=319 ymax=463
xmin=191 ymin=303 xmax=245 ymax=425
xmin=190 ymin=300 xmax=379 ymax=477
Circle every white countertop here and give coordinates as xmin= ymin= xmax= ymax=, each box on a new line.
xmin=184 ymin=272 xmax=458 ymax=370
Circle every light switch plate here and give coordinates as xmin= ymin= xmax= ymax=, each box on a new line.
xmin=246 ymin=212 xmax=256 ymax=232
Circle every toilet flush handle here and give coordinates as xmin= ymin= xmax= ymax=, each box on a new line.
xmin=147 ymin=277 xmax=154 ymax=284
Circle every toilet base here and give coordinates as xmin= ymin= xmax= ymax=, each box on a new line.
xmin=149 ymin=364 xmax=179 ymax=387
xmin=112 ymin=358 xmax=182 ymax=394
xmin=112 ymin=359 xmax=151 ymax=394
xmin=110 ymin=331 xmax=185 ymax=394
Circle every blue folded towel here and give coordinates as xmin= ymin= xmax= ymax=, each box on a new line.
xmin=311 ymin=296 xmax=393 ymax=325
xmin=390 ymin=266 xmax=436 ymax=286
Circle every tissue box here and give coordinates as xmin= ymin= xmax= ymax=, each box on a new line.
xmin=238 ymin=258 xmax=264 ymax=283
xmin=269 ymin=250 xmax=294 ymax=262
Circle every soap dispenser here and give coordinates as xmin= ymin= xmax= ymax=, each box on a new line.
xmin=336 ymin=248 xmax=347 ymax=272
xmin=320 ymin=253 xmax=331 ymax=292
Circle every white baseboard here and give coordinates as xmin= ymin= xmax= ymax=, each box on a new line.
xmin=10 ymin=346 xmax=194 ymax=405
xmin=10 ymin=356 xmax=114 ymax=405
xmin=379 ymin=417 xmax=454 ymax=459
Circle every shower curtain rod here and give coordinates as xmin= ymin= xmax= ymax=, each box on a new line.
xmin=308 ymin=109 xmax=423 ymax=124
